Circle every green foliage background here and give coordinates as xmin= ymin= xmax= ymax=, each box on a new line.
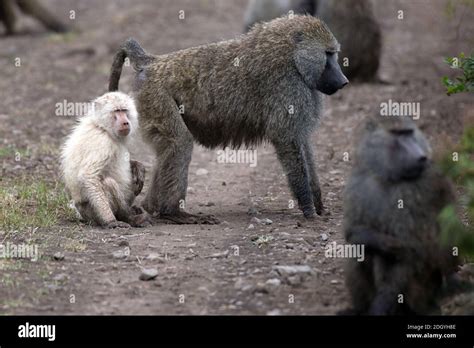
xmin=440 ymin=52 xmax=474 ymax=257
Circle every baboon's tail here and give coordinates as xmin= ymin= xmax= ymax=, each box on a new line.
xmin=109 ymin=38 xmax=153 ymax=92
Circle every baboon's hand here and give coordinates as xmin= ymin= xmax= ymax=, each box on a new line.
xmin=105 ymin=221 xmax=131 ymax=229
xmin=130 ymin=160 xmax=145 ymax=196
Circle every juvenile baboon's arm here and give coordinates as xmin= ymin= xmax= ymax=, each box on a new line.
xmin=16 ymin=0 xmax=69 ymax=33
xmin=0 ymin=0 xmax=17 ymax=34
xmin=78 ymin=174 xmax=116 ymax=226
xmin=345 ymin=226 xmax=418 ymax=258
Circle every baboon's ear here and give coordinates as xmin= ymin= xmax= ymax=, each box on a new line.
xmin=294 ymin=49 xmax=319 ymax=89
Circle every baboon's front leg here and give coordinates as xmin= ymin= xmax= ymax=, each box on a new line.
xmin=273 ymin=137 xmax=315 ymax=218
xmin=302 ymin=138 xmax=325 ymax=215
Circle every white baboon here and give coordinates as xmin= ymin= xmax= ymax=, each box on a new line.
xmin=61 ymin=92 xmax=150 ymax=228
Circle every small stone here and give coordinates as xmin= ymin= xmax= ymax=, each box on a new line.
xmin=265 ymin=278 xmax=281 ymax=287
xmin=112 ymin=247 xmax=130 ymax=260
xmin=273 ymin=265 xmax=313 ymax=276
xmin=321 ymin=233 xmax=329 ymax=241
xmin=254 ymin=282 xmax=270 ymax=294
xmin=330 ymin=279 xmax=340 ymax=284
xmin=139 ymin=268 xmax=159 ymax=281
xmin=261 ymin=218 xmax=273 ymax=225
xmin=53 ymin=252 xmax=65 ymax=261
xmin=247 ymin=224 xmax=255 ymax=230
xmin=196 ymin=168 xmax=209 ymax=176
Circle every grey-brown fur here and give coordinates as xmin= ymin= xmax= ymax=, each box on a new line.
xmin=343 ymin=116 xmax=458 ymax=315
xmin=109 ymin=15 xmax=348 ymax=224
xmin=243 ymin=0 xmax=382 ymax=82
xmin=0 ymin=0 xmax=69 ymax=35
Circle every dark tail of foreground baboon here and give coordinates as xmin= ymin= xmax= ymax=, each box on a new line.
xmin=109 ymin=38 xmax=154 ymax=92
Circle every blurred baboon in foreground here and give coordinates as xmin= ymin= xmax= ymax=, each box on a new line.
xmin=244 ymin=0 xmax=381 ymax=81
xmin=109 ymin=16 xmax=348 ymax=224
xmin=0 ymin=0 xmax=69 ymax=35
xmin=343 ymin=116 xmax=459 ymax=315
xmin=61 ymin=92 xmax=150 ymax=229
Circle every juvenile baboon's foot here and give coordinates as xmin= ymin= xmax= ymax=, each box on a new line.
xmin=159 ymin=211 xmax=220 ymax=225
xmin=105 ymin=220 xmax=131 ymax=229
xmin=142 ymin=200 xmax=160 ymax=217
xmin=131 ymin=205 xmax=145 ymax=215
xmin=130 ymin=212 xmax=153 ymax=228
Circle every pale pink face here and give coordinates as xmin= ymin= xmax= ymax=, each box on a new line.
xmin=113 ymin=109 xmax=131 ymax=137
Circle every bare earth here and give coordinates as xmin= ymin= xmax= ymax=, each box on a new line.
xmin=0 ymin=0 xmax=473 ymax=315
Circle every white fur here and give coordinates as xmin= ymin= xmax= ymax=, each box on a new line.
xmin=61 ymin=92 xmax=138 ymax=207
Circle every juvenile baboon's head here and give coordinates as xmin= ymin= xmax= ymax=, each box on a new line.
xmin=355 ymin=116 xmax=432 ymax=182
xmin=91 ymin=92 xmax=138 ymax=140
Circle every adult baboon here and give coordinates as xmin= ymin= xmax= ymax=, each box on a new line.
xmin=343 ymin=115 xmax=458 ymax=315
xmin=109 ymin=16 xmax=348 ymax=224
xmin=0 ymin=0 xmax=69 ymax=35
xmin=243 ymin=0 xmax=382 ymax=81
xmin=61 ymin=92 xmax=150 ymax=229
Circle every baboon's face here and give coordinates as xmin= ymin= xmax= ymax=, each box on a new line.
xmin=112 ymin=109 xmax=132 ymax=137
xmin=315 ymin=51 xmax=349 ymax=95
xmin=363 ymin=121 xmax=431 ymax=182
xmin=93 ymin=92 xmax=138 ymax=140
xmin=386 ymin=126 xmax=429 ymax=180
xmin=293 ymin=22 xmax=348 ymax=94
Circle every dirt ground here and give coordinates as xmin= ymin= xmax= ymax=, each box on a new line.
xmin=0 ymin=0 xmax=473 ymax=315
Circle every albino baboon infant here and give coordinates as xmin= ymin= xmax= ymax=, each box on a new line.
xmin=61 ymin=92 xmax=150 ymax=228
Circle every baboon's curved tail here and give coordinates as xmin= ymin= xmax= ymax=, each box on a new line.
xmin=109 ymin=38 xmax=154 ymax=92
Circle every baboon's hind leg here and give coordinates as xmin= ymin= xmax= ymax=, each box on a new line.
xmin=141 ymin=93 xmax=219 ymax=224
